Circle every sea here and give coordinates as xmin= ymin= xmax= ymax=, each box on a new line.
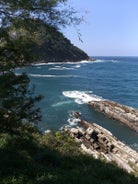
xmin=16 ymin=56 xmax=138 ymax=151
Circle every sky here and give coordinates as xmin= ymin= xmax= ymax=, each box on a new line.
xmin=63 ymin=0 xmax=138 ymax=56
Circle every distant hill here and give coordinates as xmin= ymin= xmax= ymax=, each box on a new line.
xmin=33 ymin=25 xmax=89 ymax=62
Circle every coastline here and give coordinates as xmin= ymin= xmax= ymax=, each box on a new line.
xmin=28 ymin=57 xmax=95 ymax=66
xmin=64 ymin=117 xmax=138 ymax=176
xmin=88 ymin=100 xmax=138 ymax=132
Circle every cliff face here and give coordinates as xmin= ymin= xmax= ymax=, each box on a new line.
xmin=33 ymin=25 xmax=89 ymax=62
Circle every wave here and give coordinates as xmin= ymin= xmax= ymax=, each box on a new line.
xmin=32 ymin=59 xmax=120 ymax=67
xmin=94 ymin=59 xmax=105 ymax=63
xmin=67 ymin=117 xmax=81 ymax=126
xmin=30 ymin=59 xmax=120 ymax=67
xmin=52 ymin=100 xmax=73 ymax=107
xmin=93 ymin=59 xmax=120 ymax=63
xmin=110 ymin=60 xmax=120 ymax=63
xmin=129 ymin=143 xmax=138 ymax=151
xmin=49 ymin=64 xmax=81 ymax=71
xmin=29 ymin=74 xmax=78 ymax=78
xmin=44 ymin=129 xmax=51 ymax=134
xmin=75 ymin=64 xmax=81 ymax=68
xmin=59 ymin=111 xmax=82 ymax=131
xmin=49 ymin=66 xmax=75 ymax=71
xmin=62 ymin=90 xmax=103 ymax=104
xmin=32 ymin=63 xmax=47 ymax=66
xmin=67 ymin=111 xmax=81 ymax=126
xmin=32 ymin=60 xmax=89 ymax=66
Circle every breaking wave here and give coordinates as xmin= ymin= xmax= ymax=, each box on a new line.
xmin=52 ymin=100 xmax=73 ymax=107
xmin=31 ymin=59 xmax=119 ymax=67
xmin=32 ymin=63 xmax=47 ymax=66
xmin=129 ymin=143 xmax=138 ymax=151
xmin=62 ymin=90 xmax=103 ymax=104
xmin=29 ymin=74 xmax=78 ymax=78
xmin=94 ymin=59 xmax=119 ymax=63
xmin=49 ymin=64 xmax=81 ymax=71
xmin=32 ymin=60 xmax=89 ymax=66
xmin=67 ymin=111 xmax=81 ymax=126
xmin=49 ymin=66 xmax=75 ymax=71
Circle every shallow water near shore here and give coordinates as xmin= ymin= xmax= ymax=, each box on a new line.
xmin=16 ymin=56 xmax=138 ymax=150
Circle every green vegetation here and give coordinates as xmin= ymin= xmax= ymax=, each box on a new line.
xmin=0 ymin=1 xmax=138 ymax=183
xmin=0 ymin=72 xmax=42 ymax=133
xmin=0 ymin=0 xmax=87 ymax=68
xmin=32 ymin=23 xmax=89 ymax=62
xmin=0 ymin=129 xmax=138 ymax=184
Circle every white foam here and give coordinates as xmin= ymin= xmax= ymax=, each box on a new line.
xmin=67 ymin=111 xmax=81 ymax=126
xmin=52 ymin=100 xmax=73 ymax=107
xmin=94 ymin=59 xmax=106 ymax=63
xmin=67 ymin=117 xmax=81 ymax=126
xmin=93 ymin=59 xmax=119 ymax=64
xmin=49 ymin=64 xmax=81 ymax=71
xmin=62 ymin=91 xmax=103 ymax=104
xmin=129 ymin=143 xmax=138 ymax=151
xmin=111 ymin=60 xmax=119 ymax=63
xmin=75 ymin=64 xmax=81 ymax=68
xmin=29 ymin=74 xmax=78 ymax=78
xmin=47 ymin=60 xmax=89 ymax=65
xmin=59 ymin=111 xmax=81 ymax=130
xmin=30 ymin=59 xmax=119 ymax=67
xmin=32 ymin=63 xmax=47 ymax=66
xmin=49 ymin=66 xmax=75 ymax=71
xmin=44 ymin=129 xmax=51 ymax=134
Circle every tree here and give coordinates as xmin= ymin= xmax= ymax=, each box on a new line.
xmin=0 ymin=72 xmax=42 ymax=133
xmin=0 ymin=0 xmax=81 ymax=132
xmin=0 ymin=0 xmax=81 ymax=67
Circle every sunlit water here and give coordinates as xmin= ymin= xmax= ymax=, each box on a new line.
xmin=16 ymin=56 xmax=138 ymax=150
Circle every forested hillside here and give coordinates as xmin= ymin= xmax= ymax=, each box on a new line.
xmin=32 ymin=24 xmax=89 ymax=62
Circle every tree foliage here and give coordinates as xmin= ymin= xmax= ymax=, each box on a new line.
xmin=0 ymin=0 xmax=80 ymax=29
xmin=0 ymin=72 xmax=42 ymax=133
xmin=0 ymin=0 xmax=82 ymax=132
xmin=0 ymin=0 xmax=82 ymax=67
xmin=0 ymin=0 xmax=81 ymax=132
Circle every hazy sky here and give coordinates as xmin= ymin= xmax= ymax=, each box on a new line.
xmin=63 ymin=0 xmax=138 ymax=56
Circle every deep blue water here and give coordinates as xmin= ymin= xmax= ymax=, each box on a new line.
xmin=16 ymin=56 xmax=138 ymax=150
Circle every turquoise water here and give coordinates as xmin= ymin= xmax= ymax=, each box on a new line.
xmin=16 ymin=56 xmax=138 ymax=150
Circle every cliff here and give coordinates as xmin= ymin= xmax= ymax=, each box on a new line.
xmin=64 ymin=117 xmax=138 ymax=176
xmin=32 ymin=25 xmax=89 ymax=62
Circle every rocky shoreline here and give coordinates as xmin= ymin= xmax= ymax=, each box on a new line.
xmin=88 ymin=100 xmax=138 ymax=132
xmin=64 ymin=116 xmax=138 ymax=176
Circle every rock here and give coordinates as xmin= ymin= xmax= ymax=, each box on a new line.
xmin=64 ymin=119 xmax=138 ymax=176
xmin=89 ymin=100 xmax=138 ymax=132
xmin=85 ymin=134 xmax=91 ymax=141
xmin=93 ymin=143 xmax=100 ymax=150
xmin=73 ymin=111 xmax=81 ymax=118
xmin=91 ymin=131 xmax=98 ymax=141
xmin=77 ymin=127 xmax=85 ymax=135
xmin=110 ymin=144 xmax=115 ymax=152
xmin=90 ymin=138 xmax=95 ymax=143
xmin=70 ymin=128 xmax=79 ymax=135
xmin=86 ymin=127 xmax=93 ymax=135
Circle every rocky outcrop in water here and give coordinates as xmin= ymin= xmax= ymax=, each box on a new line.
xmin=88 ymin=100 xmax=138 ymax=132
xmin=64 ymin=119 xmax=138 ymax=176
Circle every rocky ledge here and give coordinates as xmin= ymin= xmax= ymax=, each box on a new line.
xmin=64 ymin=118 xmax=138 ymax=176
xmin=88 ymin=100 xmax=138 ymax=132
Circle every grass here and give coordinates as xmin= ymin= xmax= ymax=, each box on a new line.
xmin=0 ymin=129 xmax=138 ymax=184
